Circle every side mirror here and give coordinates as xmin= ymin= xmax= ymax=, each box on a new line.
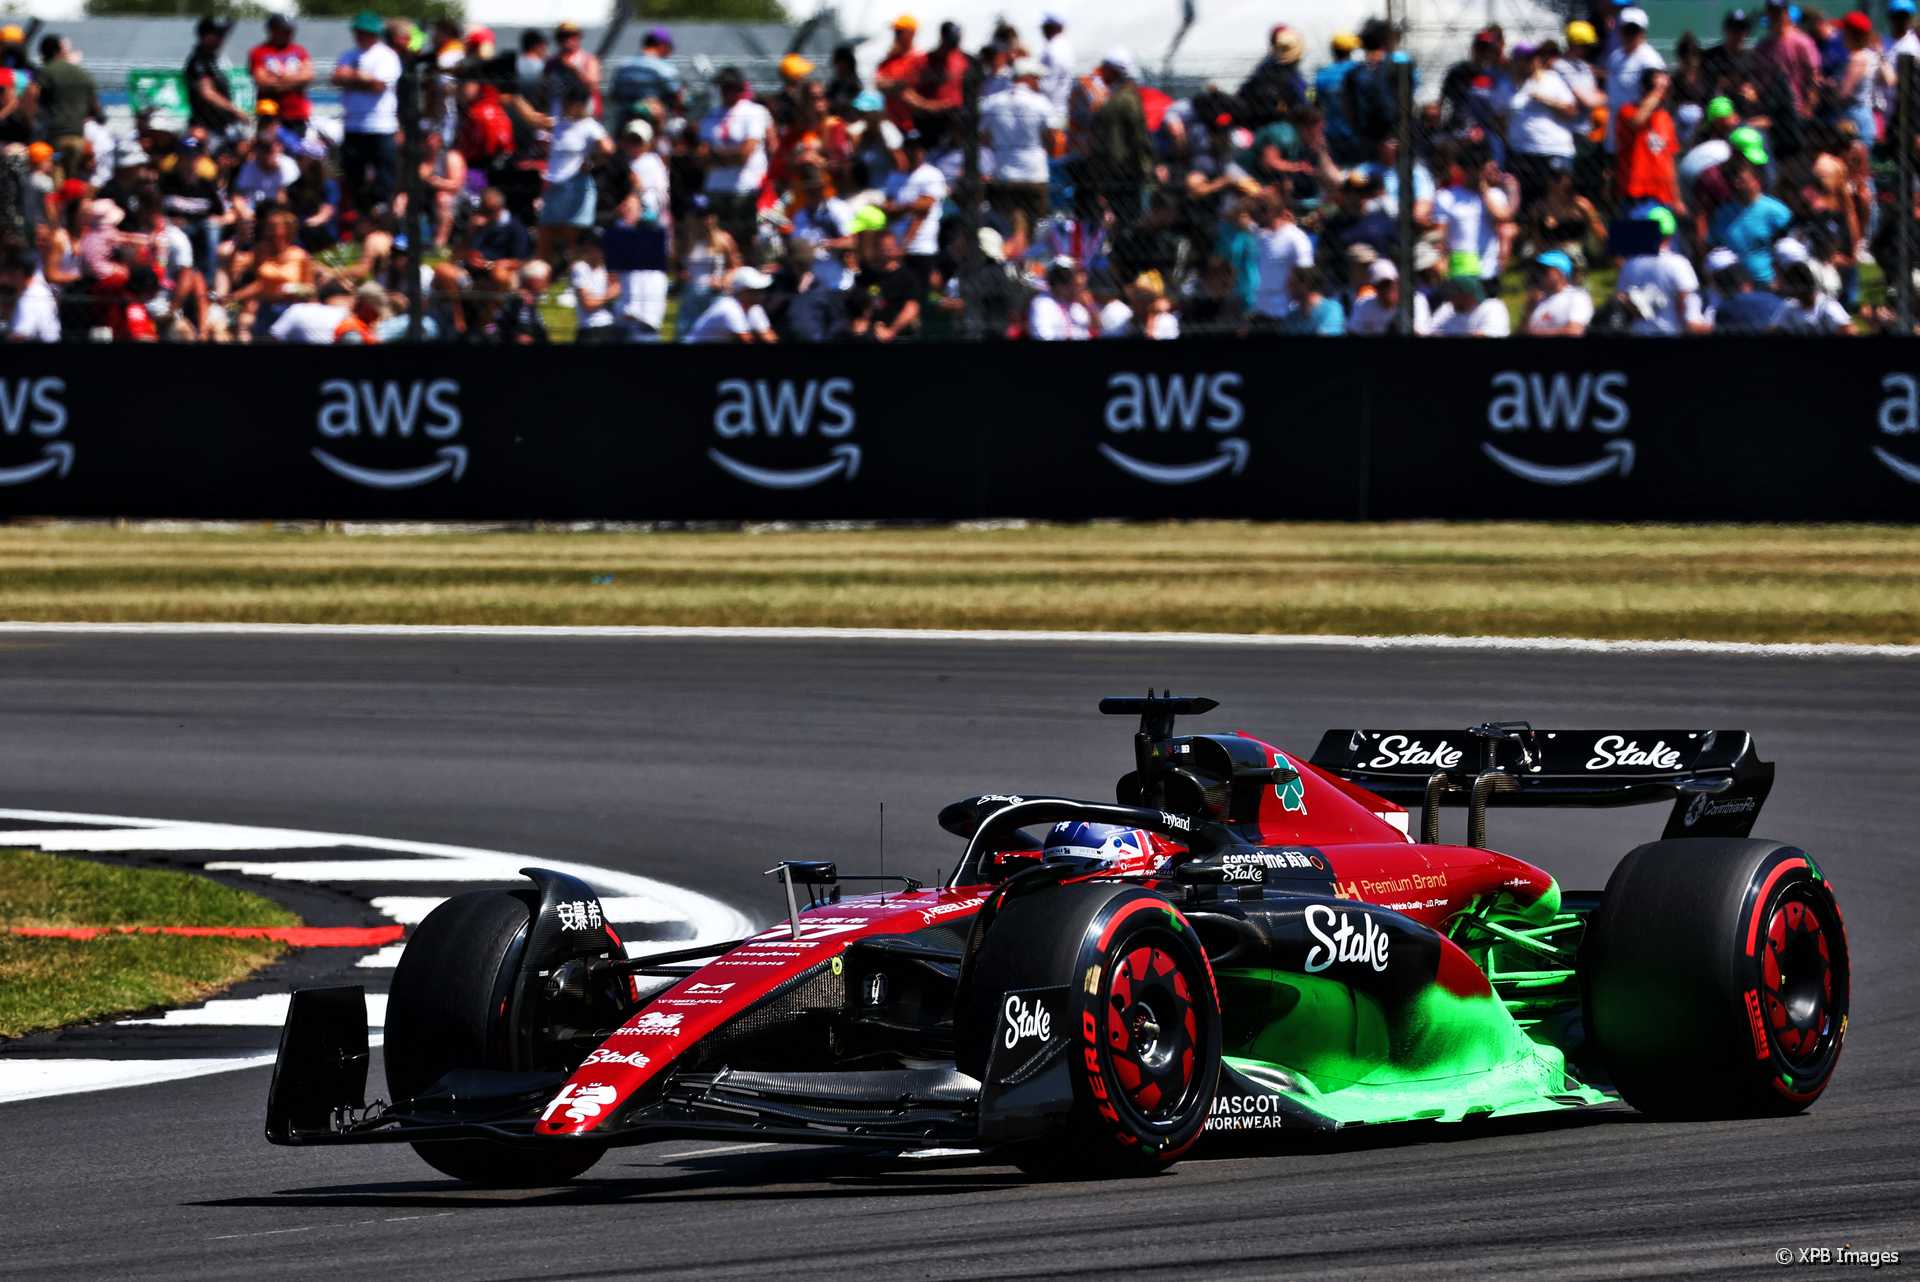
xmin=763 ymin=859 xmax=837 ymax=887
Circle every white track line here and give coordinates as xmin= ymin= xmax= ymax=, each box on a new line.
xmin=0 ymin=621 xmax=1911 ymax=658
xmin=0 ymin=809 xmax=756 ymax=1106
xmin=119 ymin=993 xmax=390 ymax=1028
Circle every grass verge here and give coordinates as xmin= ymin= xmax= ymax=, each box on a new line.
xmin=0 ymin=522 xmax=1916 ymax=644
xmin=0 ymin=848 xmax=295 ymax=1039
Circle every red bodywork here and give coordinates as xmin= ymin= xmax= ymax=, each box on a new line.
xmin=537 ymin=733 xmax=1556 ymax=1136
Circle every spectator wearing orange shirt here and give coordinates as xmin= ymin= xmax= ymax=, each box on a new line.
xmin=1617 ymin=69 xmax=1683 ymax=214
xmin=334 ymin=282 xmax=387 ymax=343
xmin=873 ymin=16 xmax=925 ymax=132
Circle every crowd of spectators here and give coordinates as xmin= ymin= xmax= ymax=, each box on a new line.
xmin=0 ymin=2 xmax=1915 ymax=342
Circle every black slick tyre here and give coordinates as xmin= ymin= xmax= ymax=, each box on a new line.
xmin=1581 ymin=838 xmax=1848 ymax=1119
xmin=963 ymin=882 xmax=1221 ymax=1178
xmin=384 ymin=889 xmax=605 ymax=1185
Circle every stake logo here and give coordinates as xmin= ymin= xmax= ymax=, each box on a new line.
xmin=709 ymin=377 xmax=859 ymax=488
xmin=312 ymin=378 xmax=465 ymax=489
xmin=1364 ymin=736 xmax=1463 ymax=770
xmin=1099 ymin=372 xmax=1248 ymax=484
xmin=1303 ymin=903 xmax=1390 ymax=974
xmin=1585 ymin=735 xmax=1683 ymax=770
xmin=1874 ymin=373 xmax=1920 ymax=483
xmin=1482 ymin=371 xmax=1634 ymax=486
xmin=1001 ymin=992 xmax=1053 ymax=1049
xmin=0 ymin=378 xmax=71 ymax=486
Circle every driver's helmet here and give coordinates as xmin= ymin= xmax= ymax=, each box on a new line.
xmin=1042 ymin=821 xmax=1169 ymax=877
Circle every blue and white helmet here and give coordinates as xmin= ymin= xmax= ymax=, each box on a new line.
xmin=1042 ymin=820 xmax=1155 ymax=872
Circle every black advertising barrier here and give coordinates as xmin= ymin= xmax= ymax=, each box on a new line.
xmin=0 ymin=337 xmax=1914 ymax=521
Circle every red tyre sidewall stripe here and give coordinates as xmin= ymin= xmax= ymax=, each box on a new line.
xmin=1744 ymin=857 xmax=1809 ymax=958
xmin=1083 ymin=894 xmax=1218 ymax=1161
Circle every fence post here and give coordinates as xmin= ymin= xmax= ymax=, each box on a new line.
xmin=398 ymin=55 xmax=425 ymax=343
xmin=959 ymin=57 xmax=982 ymax=258
xmin=1900 ymin=54 xmax=1915 ymax=334
xmin=1394 ymin=56 xmax=1414 ymax=335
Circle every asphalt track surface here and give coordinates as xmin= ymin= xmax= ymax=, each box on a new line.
xmin=0 ymin=632 xmax=1915 ymax=1280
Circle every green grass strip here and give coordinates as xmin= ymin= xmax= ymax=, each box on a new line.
xmin=0 ymin=848 xmax=295 ymax=1038
xmin=0 ymin=521 xmax=1915 ymax=644
xmin=0 ymin=848 xmax=299 ymax=928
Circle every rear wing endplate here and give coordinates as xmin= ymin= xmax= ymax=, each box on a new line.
xmin=1308 ymin=724 xmax=1773 ymax=843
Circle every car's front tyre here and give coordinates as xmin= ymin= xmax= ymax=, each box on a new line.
xmin=963 ymin=882 xmax=1221 ymax=1177
xmin=385 ymin=889 xmax=606 ymax=1185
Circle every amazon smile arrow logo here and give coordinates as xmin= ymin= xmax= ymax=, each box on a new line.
xmin=0 ymin=441 xmax=73 ymax=486
xmin=312 ymin=445 xmax=467 ymax=490
xmin=1100 ymin=437 xmax=1249 ymax=486
xmin=709 ymin=443 xmax=860 ymax=489
xmin=1873 ymin=445 xmax=1920 ymax=484
xmin=1482 ymin=438 xmax=1635 ymax=486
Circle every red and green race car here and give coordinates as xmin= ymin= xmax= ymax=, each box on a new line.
xmin=268 ymin=694 xmax=1848 ymax=1183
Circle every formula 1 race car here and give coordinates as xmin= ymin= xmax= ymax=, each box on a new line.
xmin=267 ymin=695 xmax=1849 ymax=1184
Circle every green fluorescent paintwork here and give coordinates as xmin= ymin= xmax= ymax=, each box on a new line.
xmin=1216 ymin=967 xmax=1608 ymax=1127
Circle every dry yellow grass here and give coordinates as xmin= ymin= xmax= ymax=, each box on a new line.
xmin=0 ymin=522 xmax=1914 ymax=643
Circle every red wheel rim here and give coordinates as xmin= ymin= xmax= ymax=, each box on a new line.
xmin=1104 ymin=940 xmax=1201 ymax=1124
xmin=1762 ymin=886 xmax=1837 ymax=1071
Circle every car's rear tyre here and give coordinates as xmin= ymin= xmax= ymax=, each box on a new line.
xmin=1581 ymin=838 xmax=1848 ymax=1119
xmin=385 ymin=889 xmax=605 ymax=1186
xmin=963 ymin=882 xmax=1221 ymax=1178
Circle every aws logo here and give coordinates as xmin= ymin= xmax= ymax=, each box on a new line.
xmin=1100 ymin=372 xmax=1247 ymax=485
xmin=1874 ymin=374 xmax=1920 ymax=483
xmin=709 ymin=377 xmax=858 ymax=489
xmin=1483 ymin=371 xmax=1634 ymax=486
xmin=0 ymin=378 xmax=72 ymax=486
xmin=313 ymin=378 xmax=465 ymax=489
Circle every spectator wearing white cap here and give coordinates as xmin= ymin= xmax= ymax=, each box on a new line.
xmin=684 ymin=265 xmax=776 ymax=342
xmin=1348 ymin=259 xmax=1431 ymax=335
xmin=1523 ymin=249 xmax=1592 ymax=335
xmin=1604 ymin=7 xmax=1665 ymax=154
xmin=622 ymin=120 xmax=670 ymax=228
xmin=1702 ymin=245 xmax=1788 ymax=331
xmin=1027 ymin=255 xmax=1092 ymax=338
xmin=1038 ymin=12 xmax=1074 ymax=112
xmin=940 ymin=226 xmax=1024 ymax=338
xmin=981 ymin=58 xmax=1062 ymax=256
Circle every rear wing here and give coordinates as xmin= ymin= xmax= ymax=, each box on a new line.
xmin=1308 ymin=723 xmax=1773 ymax=844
